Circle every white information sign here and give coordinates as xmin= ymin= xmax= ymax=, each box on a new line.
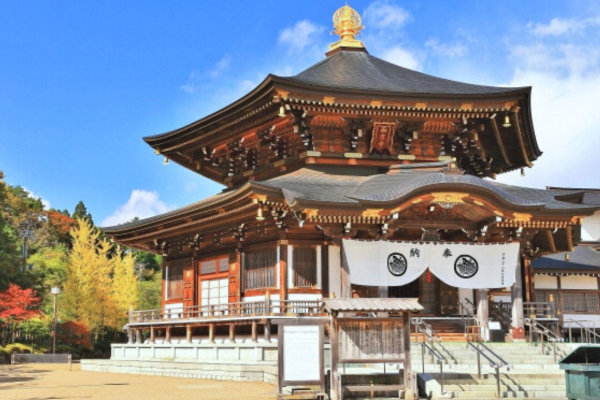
xmin=283 ymin=325 xmax=320 ymax=382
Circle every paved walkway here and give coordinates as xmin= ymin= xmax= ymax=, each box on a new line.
xmin=0 ymin=364 xmax=276 ymax=400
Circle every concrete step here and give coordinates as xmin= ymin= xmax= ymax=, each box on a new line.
xmin=444 ymin=378 xmax=565 ymax=385
xmin=445 ymin=384 xmax=565 ymax=392
xmin=413 ymin=363 xmax=561 ymax=371
xmin=452 ymin=391 xmax=567 ymax=398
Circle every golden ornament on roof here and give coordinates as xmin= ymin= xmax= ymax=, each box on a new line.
xmin=329 ymin=4 xmax=365 ymax=52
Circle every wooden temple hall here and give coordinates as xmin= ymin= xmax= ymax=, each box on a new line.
xmin=103 ymin=5 xmax=598 ymax=346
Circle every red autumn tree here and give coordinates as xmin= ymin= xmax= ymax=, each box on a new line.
xmin=46 ymin=211 xmax=77 ymax=246
xmin=0 ymin=284 xmax=41 ymax=345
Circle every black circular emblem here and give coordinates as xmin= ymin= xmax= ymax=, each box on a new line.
xmin=387 ymin=253 xmax=407 ymax=277
xmin=454 ymin=255 xmax=479 ymax=278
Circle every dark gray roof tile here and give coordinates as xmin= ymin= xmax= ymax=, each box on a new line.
xmin=532 ymin=245 xmax=600 ymax=271
xmin=280 ymin=51 xmax=527 ymax=96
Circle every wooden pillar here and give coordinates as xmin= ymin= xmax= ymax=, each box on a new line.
xmin=127 ymin=328 xmax=134 ymax=344
xmin=229 ymin=323 xmax=236 ymax=343
xmin=511 ymin=257 xmax=524 ymax=329
xmin=264 ymin=320 xmax=271 ymax=343
xmin=477 ymin=289 xmax=489 ymax=329
xmin=251 ymin=320 xmax=258 ymax=343
xmin=321 ymin=243 xmax=329 ymax=296
xmin=379 ymin=286 xmax=389 ymax=298
xmin=236 ymin=250 xmax=242 ymax=302
xmin=186 ymin=325 xmax=192 ymax=343
xmin=208 ymin=323 xmax=215 ymax=344
xmin=340 ymin=243 xmax=351 ymax=298
xmin=330 ymin=312 xmax=339 ymax=400
xmin=165 ymin=326 xmax=171 ymax=344
xmin=403 ymin=312 xmax=414 ymax=399
xmin=524 ymin=257 xmax=532 ymax=302
xmin=150 ymin=326 xmax=155 ymax=344
xmin=135 ymin=328 xmax=142 ymax=344
xmin=280 ymin=242 xmax=288 ymax=303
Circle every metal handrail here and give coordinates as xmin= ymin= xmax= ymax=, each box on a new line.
xmin=466 ymin=341 xmax=510 ymax=398
xmin=411 ymin=317 xmax=442 ymax=343
xmin=524 ymin=318 xmax=563 ymax=362
xmin=565 ymin=318 xmax=600 ymax=344
xmin=421 ymin=342 xmax=446 ymax=394
xmin=490 ymin=301 xmax=512 ymax=327
xmin=458 ymin=301 xmax=478 ymax=335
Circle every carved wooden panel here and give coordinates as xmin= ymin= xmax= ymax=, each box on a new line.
xmin=439 ymin=281 xmax=459 ymax=315
xmin=338 ymin=319 xmax=405 ymax=361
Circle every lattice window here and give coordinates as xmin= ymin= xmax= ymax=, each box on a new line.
xmin=200 ymin=278 xmax=228 ymax=308
xmin=535 ymin=290 xmax=559 ymax=309
xmin=244 ymin=249 xmax=277 ymax=289
xmin=166 ymin=263 xmax=183 ymax=299
xmin=219 ymin=257 xmax=229 ymax=272
xmin=586 ymin=293 xmax=600 ymax=312
xmin=200 ymin=260 xmax=216 ymax=274
xmin=293 ymin=246 xmax=317 ymax=287
xmin=562 ymin=292 xmax=599 ymax=313
xmin=199 ymin=256 xmax=228 ymax=275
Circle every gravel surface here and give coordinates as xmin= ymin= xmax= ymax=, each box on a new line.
xmin=0 ymin=364 xmax=276 ymax=400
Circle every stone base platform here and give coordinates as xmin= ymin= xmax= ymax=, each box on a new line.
xmin=81 ymin=359 xmax=278 ymax=384
xmin=81 ymin=341 xmax=280 ymax=384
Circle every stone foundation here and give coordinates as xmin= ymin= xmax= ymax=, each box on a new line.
xmin=81 ymin=359 xmax=278 ymax=384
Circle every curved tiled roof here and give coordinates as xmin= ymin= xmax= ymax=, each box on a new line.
xmin=280 ymin=50 xmax=528 ymax=96
xmin=254 ymin=166 xmax=596 ymax=213
xmin=532 ymin=245 xmax=600 ymax=271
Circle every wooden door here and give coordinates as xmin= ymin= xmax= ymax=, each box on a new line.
xmin=420 ymin=271 xmax=437 ymax=314
xmin=439 ymin=281 xmax=459 ymax=315
xmin=183 ymin=266 xmax=194 ymax=309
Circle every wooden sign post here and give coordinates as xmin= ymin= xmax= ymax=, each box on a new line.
xmin=323 ymin=298 xmax=423 ymax=400
xmin=276 ymin=319 xmax=327 ymax=398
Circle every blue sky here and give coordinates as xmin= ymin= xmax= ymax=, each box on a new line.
xmin=2 ymin=1 xmax=600 ymax=226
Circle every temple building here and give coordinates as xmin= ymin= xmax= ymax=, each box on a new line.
xmin=531 ymin=188 xmax=600 ymax=336
xmin=103 ymin=5 xmax=598 ymax=343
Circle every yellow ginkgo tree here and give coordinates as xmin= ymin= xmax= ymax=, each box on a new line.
xmin=61 ymin=219 xmax=138 ymax=339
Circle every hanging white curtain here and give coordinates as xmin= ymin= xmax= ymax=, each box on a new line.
xmin=428 ymin=242 xmax=519 ymax=289
xmin=342 ymin=239 xmax=519 ymax=289
xmin=342 ymin=239 xmax=428 ymax=286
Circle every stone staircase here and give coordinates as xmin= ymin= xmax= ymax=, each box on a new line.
xmin=411 ymin=342 xmax=573 ymax=399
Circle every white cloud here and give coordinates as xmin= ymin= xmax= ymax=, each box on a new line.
xmin=101 ymin=190 xmax=172 ymax=227
xmin=208 ymin=54 xmax=231 ymax=78
xmin=23 ymin=187 xmax=50 ymax=210
xmin=363 ymin=0 xmax=411 ymax=32
xmin=380 ymin=46 xmax=421 ymax=70
xmin=510 ymin=43 xmax=599 ymax=76
xmin=180 ymin=54 xmax=232 ymax=93
xmin=528 ymin=17 xmax=600 ymax=37
xmin=278 ymin=20 xmax=325 ymax=54
xmin=496 ymin=40 xmax=600 ymax=189
xmin=425 ymin=38 xmax=467 ymax=58
xmin=180 ymin=71 xmax=202 ymax=93
xmin=238 ymin=79 xmax=257 ymax=95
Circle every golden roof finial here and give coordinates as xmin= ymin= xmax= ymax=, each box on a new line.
xmin=329 ymin=4 xmax=365 ymax=52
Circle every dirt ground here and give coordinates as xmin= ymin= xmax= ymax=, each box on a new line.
xmin=0 ymin=363 xmax=276 ymax=400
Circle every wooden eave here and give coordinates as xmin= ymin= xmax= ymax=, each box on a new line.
xmin=102 ymin=183 xmax=255 ymax=239
xmin=143 ymin=73 xmax=541 ymax=183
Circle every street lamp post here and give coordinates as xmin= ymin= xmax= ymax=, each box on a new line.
xmin=51 ymin=287 xmax=61 ymax=354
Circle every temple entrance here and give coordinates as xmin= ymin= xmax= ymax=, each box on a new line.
xmin=389 ymin=273 xmax=460 ymax=316
xmin=389 ymin=277 xmax=419 ymax=298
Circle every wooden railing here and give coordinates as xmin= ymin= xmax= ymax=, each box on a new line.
xmin=129 ymin=299 xmax=324 ymax=324
xmin=523 ymin=302 xmax=557 ymax=319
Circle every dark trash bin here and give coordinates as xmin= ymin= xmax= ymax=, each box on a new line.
xmin=559 ymin=346 xmax=600 ymax=400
